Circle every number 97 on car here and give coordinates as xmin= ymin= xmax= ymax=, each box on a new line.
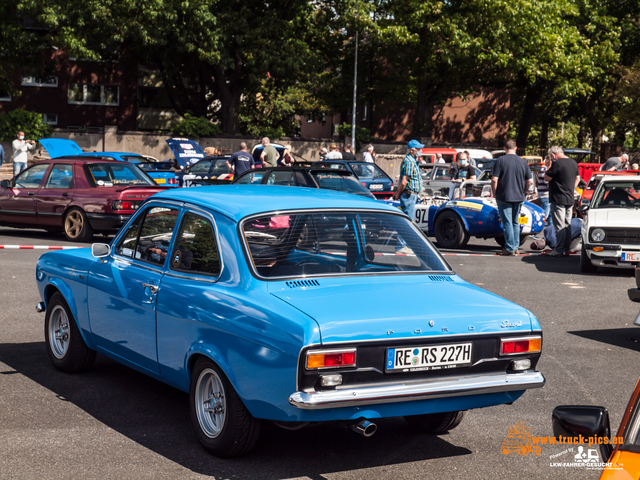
xmin=386 ymin=343 xmax=472 ymax=372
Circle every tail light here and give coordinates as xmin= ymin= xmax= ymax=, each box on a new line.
xmin=361 ymin=182 xmax=367 ymax=187
xmin=306 ymin=349 xmax=356 ymax=369
xmin=112 ymin=200 xmax=142 ymax=211
xmin=500 ymin=336 xmax=542 ymax=356
xmin=168 ymin=178 xmax=177 ymax=185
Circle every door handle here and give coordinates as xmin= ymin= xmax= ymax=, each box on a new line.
xmin=142 ymin=283 xmax=158 ymax=294
xmin=28 ymin=191 xmax=35 ymax=195
xmin=62 ymin=192 xmax=69 ymax=197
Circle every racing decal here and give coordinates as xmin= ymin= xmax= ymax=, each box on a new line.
xmin=452 ymin=201 xmax=483 ymax=211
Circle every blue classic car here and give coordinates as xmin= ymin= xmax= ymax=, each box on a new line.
xmin=385 ymin=181 xmax=546 ymax=248
xmin=36 ymin=185 xmax=545 ymax=457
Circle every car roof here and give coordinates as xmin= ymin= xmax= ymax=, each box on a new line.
xmin=33 ymin=157 xmax=135 ymax=165
xmin=151 ymin=184 xmax=394 ymax=221
xmin=598 ymin=175 xmax=640 ymax=183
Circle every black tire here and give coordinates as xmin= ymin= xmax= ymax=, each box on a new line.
xmin=44 ymin=292 xmax=96 ymax=373
xmin=405 ymin=411 xmax=464 ymax=434
xmin=64 ymin=208 xmax=93 ymax=242
xmin=434 ymin=211 xmax=469 ymax=249
xmin=495 ymin=235 xmax=527 ymax=248
xmin=580 ymin=245 xmax=597 ymax=273
xmin=189 ymin=357 xmax=261 ymax=457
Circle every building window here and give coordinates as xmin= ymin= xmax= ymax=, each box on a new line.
xmin=0 ymin=90 xmax=10 ymax=101
xmin=306 ymin=113 xmax=313 ymax=123
xmin=43 ymin=113 xmax=58 ymax=125
xmin=361 ymin=105 xmax=368 ymax=121
xmin=68 ymin=84 xmax=119 ymax=106
xmin=22 ymin=76 xmax=58 ymax=87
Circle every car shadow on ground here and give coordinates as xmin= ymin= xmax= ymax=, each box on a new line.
xmin=567 ymin=328 xmax=640 ymax=353
xmin=0 ymin=342 xmax=471 ymax=477
xmin=0 ymin=227 xmax=111 ymax=245
xmin=520 ymin=254 xmax=635 ymax=277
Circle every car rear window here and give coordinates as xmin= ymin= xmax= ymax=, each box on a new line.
xmin=85 ymin=163 xmax=156 ymax=186
xmin=242 ymin=211 xmax=449 ymax=278
xmin=310 ymin=171 xmax=375 ymax=198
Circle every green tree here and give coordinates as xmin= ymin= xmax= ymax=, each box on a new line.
xmin=0 ymin=109 xmax=53 ymax=142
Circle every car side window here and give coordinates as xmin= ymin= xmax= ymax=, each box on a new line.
xmin=170 ymin=213 xmax=221 ymax=276
xmin=44 ymin=164 xmax=73 ymax=189
xmin=190 ymin=160 xmax=211 ymax=175
xmin=266 ymin=171 xmax=295 ymax=186
xmin=434 ymin=166 xmax=451 ymax=180
xmin=115 ymin=212 xmax=145 ymax=259
xmin=134 ymin=207 xmax=180 ymax=267
xmin=14 ymin=164 xmax=50 ymax=189
xmin=235 ymin=172 xmax=263 ymax=184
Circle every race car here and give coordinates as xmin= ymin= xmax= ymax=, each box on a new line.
xmin=384 ymin=181 xmax=546 ymax=249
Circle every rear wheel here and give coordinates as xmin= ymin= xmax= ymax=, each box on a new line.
xmin=189 ymin=358 xmax=261 ymax=457
xmin=64 ymin=208 xmax=93 ymax=242
xmin=44 ymin=292 xmax=96 ymax=373
xmin=405 ymin=411 xmax=464 ymax=434
xmin=434 ymin=211 xmax=469 ymax=249
xmin=580 ymin=245 xmax=597 ymax=273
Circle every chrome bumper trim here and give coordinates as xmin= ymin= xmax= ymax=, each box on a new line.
xmin=288 ymin=371 xmax=545 ymax=410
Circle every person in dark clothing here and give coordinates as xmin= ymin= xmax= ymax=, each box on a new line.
xmin=490 ymin=139 xmax=533 ymax=256
xmin=544 ymin=146 xmax=581 ymax=257
xmin=227 ymin=142 xmax=255 ymax=177
xmin=342 ymin=144 xmax=356 ymax=160
xmin=453 ymin=151 xmax=476 ymax=181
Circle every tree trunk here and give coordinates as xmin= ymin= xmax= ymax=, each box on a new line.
xmin=539 ymin=119 xmax=549 ymax=151
xmin=215 ymin=65 xmax=243 ymax=135
xmin=414 ymin=80 xmax=433 ymax=138
xmin=516 ymin=85 xmax=542 ymax=150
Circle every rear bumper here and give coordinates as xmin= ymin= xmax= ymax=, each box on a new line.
xmin=289 ymin=371 xmax=545 ymax=410
xmin=86 ymin=213 xmax=130 ymax=232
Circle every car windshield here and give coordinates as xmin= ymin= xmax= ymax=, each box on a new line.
xmin=211 ymin=159 xmax=232 ymax=176
xmin=85 ymin=163 xmax=156 ymax=186
xmin=349 ymin=163 xmax=389 ymax=180
xmin=310 ymin=171 xmax=376 ymax=198
xmin=242 ymin=211 xmax=449 ymax=278
xmin=591 ymin=182 xmax=640 ymax=208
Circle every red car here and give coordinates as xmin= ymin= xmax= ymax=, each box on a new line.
xmin=0 ymin=158 xmax=168 ymax=241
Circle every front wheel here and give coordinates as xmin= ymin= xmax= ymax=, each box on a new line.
xmin=44 ymin=292 xmax=96 ymax=373
xmin=404 ymin=411 xmax=464 ymax=434
xmin=580 ymin=246 xmax=597 ymax=273
xmin=64 ymin=208 xmax=93 ymax=242
xmin=189 ymin=358 xmax=261 ymax=457
xmin=434 ymin=211 xmax=469 ymax=249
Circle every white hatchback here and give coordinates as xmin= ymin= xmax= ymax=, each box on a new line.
xmin=580 ymin=175 xmax=640 ymax=272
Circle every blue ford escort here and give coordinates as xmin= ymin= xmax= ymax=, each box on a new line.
xmin=36 ymin=185 xmax=545 ymax=457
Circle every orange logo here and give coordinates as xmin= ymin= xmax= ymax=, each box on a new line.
xmin=501 ymin=423 xmax=542 ymax=456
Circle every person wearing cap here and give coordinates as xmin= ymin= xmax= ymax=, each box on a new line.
xmin=325 ymin=143 xmax=343 ymax=160
xmin=600 ymin=153 xmax=629 ymax=171
xmin=490 ymin=139 xmax=533 ymax=256
xmin=393 ymin=139 xmax=423 ymax=254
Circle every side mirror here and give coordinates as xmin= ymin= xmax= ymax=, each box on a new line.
xmin=0 ymin=179 xmax=12 ymax=188
xmin=578 ymin=199 xmax=590 ymax=214
xmin=552 ymin=405 xmax=613 ymax=460
xmin=91 ymin=243 xmax=111 ymax=259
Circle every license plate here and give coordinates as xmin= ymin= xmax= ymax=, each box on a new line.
xmin=155 ymin=178 xmax=166 ymax=184
xmin=621 ymin=252 xmax=640 ymax=262
xmin=369 ymin=184 xmax=383 ymax=191
xmin=518 ymin=216 xmax=528 ymax=224
xmin=386 ymin=343 xmax=472 ymax=372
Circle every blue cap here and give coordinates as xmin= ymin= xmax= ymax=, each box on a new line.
xmin=407 ymin=139 xmax=425 ymax=149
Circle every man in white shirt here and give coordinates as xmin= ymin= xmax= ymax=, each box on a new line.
xmin=324 ymin=143 xmax=343 ymax=160
xmin=436 ymin=153 xmax=445 ymax=163
xmin=12 ymin=131 xmax=35 ymax=176
xmin=363 ymin=145 xmax=375 ymax=163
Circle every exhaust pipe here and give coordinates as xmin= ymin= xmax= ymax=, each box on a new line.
xmin=351 ymin=420 xmax=377 ymax=437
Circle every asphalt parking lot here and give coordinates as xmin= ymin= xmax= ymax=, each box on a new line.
xmin=1 ymin=227 xmax=638 ymax=480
